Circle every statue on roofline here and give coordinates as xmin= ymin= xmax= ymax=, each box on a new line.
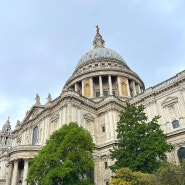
xmin=35 ymin=93 xmax=40 ymax=105
xmin=96 ymin=25 xmax=100 ymax=34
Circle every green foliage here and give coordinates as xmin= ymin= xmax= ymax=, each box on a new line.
xmin=109 ymin=161 xmax=185 ymax=185
xmin=155 ymin=160 xmax=185 ymax=185
xmin=109 ymin=167 xmax=156 ymax=185
xmin=27 ymin=122 xmax=95 ymax=185
xmin=110 ymin=102 xmax=173 ymax=173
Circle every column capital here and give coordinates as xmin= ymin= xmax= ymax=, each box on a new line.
xmin=24 ymin=158 xmax=30 ymax=161
xmin=13 ymin=160 xmax=19 ymax=165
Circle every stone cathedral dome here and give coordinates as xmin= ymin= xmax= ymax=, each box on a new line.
xmin=76 ymin=48 xmax=127 ymax=69
xmin=64 ymin=26 xmax=145 ymax=101
xmin=76 ymin=26 xmax=127 ymax=70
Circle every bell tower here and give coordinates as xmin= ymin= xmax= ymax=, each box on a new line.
xmin=0 ymin=118 xmax=12 ymax=147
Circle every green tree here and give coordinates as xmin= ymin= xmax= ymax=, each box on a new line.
xmin=109 ymin=167 xmax=156 ymax=185
xmin=110 ymin=102 xmax=173 ymax=173
xmin=27 ymin=122 xmax=95 ymax=185
xmin=155 ymin=160 xmax=185 ymax=185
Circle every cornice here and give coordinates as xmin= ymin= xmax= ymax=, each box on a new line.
xmin=64 ymin=61 xmax=144 ymax=89
xmin=130 ymin=70 xmax=185 ymax=105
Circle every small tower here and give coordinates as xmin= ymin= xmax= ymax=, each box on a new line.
xmin=0 ymin=117 xmax=12 ymax=146
xmin=93 ymin=26 xmax=105 ymax=48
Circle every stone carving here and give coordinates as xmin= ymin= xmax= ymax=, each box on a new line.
xmin=35 ymin=94 xmax=40 ymax=105
xmin=96 ymin=25 xmax=99 ymax=34
xmin=15 ymin=120 xmax=21 ymax=128
xmin=47 ymin=93 xmax=52 ymax=103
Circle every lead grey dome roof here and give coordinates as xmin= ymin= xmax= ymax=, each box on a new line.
xmin=76 ymin=47 xmax=127 ymax=69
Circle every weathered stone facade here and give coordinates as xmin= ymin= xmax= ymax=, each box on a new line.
xmin=0 ymin=28 xmax=185 ymax=185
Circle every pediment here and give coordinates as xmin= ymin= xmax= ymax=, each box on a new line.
xmin=161 ymin=96 xmax=178 ymax=107
xmin=22 ymin=105 xmax=45 ymax=123
xmin=83 ymin=113 xmax=94 ymax=122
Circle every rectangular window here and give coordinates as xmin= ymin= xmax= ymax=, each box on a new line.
xmin=102 ymin=126 xmax=105 ymax=132
xmin=103 ymin=91 xmax=108 ymax=97
xmin=104 ymin=162 xmax=108 ymax=169
xmin=32 ymin=126 xmax=38 ymax=145
xmin=96 ymin=91 xmax=100 ymax=97
xmin=172 ymin=120 xmax=180 ymax=129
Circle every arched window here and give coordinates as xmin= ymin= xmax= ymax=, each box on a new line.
xmin=177 ymin=147 xmax=185 ymax=161
xmin=32 ymin=126 xmax=38 ymax=145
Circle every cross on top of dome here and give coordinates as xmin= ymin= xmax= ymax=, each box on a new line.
xmin=93 ymin=25 xmax=105 ymax=48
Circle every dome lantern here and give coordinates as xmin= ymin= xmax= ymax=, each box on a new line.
xmin=93 ymin=26 xmax=105 ymax=48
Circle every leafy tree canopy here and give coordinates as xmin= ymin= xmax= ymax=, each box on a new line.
xmin=27 ymin=122 xmax=95 ymax=185
xmin=110 ymin=102 xmax=173 ymax=173
xmin=109 ymin=168 xmax=156 ymax=185
xmin=155 ymin=160 xmax=185 ymax=185
xmin=109 ymin=161 xmax=185 ymax=185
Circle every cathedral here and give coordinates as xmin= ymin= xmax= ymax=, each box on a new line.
xmin=0 ymin=27 xmax=185 ymax=185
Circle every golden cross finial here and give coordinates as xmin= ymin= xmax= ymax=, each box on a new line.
xmin=8 ymin=116 xmax=10 ymax=121
xmin=96 ymin=25 xmax=99 ymax=34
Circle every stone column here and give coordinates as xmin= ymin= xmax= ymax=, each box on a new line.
xmin=23 ymin=159 xmax=29 ymax=185
xmin=108 ymin=75 xmax=113 ymax=95
xmin=6 ymin=161 xmax=13 ymax=185
xmin=117 ymin=76 xmax=122 ymax=96
xmin=74 ymin=83 xmax=78 ymax=92
xmin=90 ymin=77 xmax=93 ymax=98
xmin=126 ymin=79 xmax=131 ymax=97
xmin=99 ymin=76 xmax=103 ymax=97
xmin=11 ymin=160 xmax=18 ymax=185
xmin=132 ymin=81 xmax=137 ymax=96
xmin=82 ymin=80 xmax=84 ymax=96
xmin=138 ymin=84 xmax=141 ymax=93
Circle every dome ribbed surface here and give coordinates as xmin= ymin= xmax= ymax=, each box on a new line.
xmin=76 ymin=47 xmax=126 ymax=69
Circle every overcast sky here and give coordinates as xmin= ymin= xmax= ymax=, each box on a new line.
xmin=0 ymin=0 xmax=185 ymax=129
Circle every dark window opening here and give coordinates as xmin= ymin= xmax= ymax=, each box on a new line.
xmin=103 ymin=91 xmax=108 ymax=97
xmin=5 ymin=138 xmax=7 ymax=145
xmin=96 ymin=91 xmax=100 ymax=97
xmin=32 ymin=126 xmax=38 ymax=145
xmin=104 ymin=162 xmax=108 ymax=169
xmin=178 ymin=147 xmax=185 ymax=162
xmin=102 ymin=126 xmax=105 ymax=132
xmin=172 ymin=120 xmax=180 ymax=129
